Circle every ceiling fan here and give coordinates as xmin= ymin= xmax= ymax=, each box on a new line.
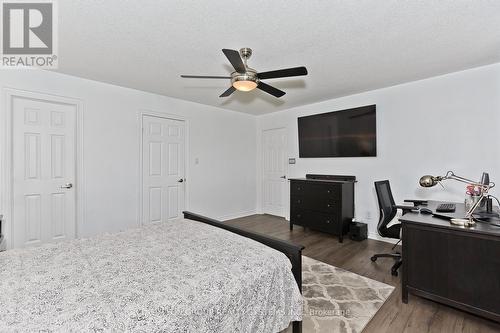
xmin=180 ymin=48 xmax=308 ymax=98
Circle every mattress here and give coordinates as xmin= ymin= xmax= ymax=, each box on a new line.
xmin=0 ymin=218 xmax=302 ymax=332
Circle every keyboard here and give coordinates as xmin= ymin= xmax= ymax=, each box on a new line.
xmin=436 ymin=203 xmax=456 ymax=213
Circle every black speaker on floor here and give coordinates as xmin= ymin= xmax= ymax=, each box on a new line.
xmin=349 ymin=222 xmax=367 ymax=241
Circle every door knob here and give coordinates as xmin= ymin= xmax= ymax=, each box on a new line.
xmin=60 ymin=183 xmax=73 ymax=189
xmin=178 ymin=178 xmax=185 ymax=183
xmin=280 ymin=175 xmax=286 ymax=179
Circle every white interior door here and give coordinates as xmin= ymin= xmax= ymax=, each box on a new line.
xmin=12 ymin=97 xmax=76 ymax=248
xmin=262 ymin=128 xmax=287 ymax=217
xmin=142 ymin=115 xmax=186 ymax=223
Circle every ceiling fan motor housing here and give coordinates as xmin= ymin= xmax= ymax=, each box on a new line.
xmin=231 ymin=68 xmax=258 ymax=89
xmin=231 ymin=69 xmax=258 ymax=91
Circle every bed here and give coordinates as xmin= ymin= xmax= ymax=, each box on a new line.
xmin=0 ymin=211 xmax=304 ymax=332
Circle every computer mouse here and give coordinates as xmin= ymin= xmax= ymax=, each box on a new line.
xmin=420 ymin=208 xmax=433 ymax=215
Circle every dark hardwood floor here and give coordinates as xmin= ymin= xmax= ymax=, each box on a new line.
xmin=226 ymin=214 xmax=500 ymax=333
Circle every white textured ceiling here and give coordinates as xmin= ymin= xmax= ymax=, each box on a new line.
xmin=55 ymin=1 xmax=500 ymax=115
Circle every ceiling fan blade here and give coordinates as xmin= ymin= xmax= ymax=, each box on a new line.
xmin=257 ymin=66 xmax=308 ymax=80
xmin=181 ymin=75 xmax=231 ymax=79
xmin=257 ymin=82 xmax=286 ymax=98
xmin=222 ymin=49 xmax=246 ymax=73
xmin=219 ymin=86 xmax=236 ymax=97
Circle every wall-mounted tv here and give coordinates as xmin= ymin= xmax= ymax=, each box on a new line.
xmin=298 ymin=105 xmax=377 ymax=158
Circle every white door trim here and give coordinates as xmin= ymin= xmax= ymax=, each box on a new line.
xmin=261 ymin=127 xmax=288 ymax=218
xmin=1 ymin=88 xmax=84 ymax=250
xmin=138 ymin=110 xmax=189 ymax=225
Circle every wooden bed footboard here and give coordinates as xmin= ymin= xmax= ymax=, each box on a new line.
xmin=183 ymin=211 xmax=304 ymax=333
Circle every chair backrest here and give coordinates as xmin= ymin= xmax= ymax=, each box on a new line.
xmin=374 ymin=180 xmax=397 ymax=236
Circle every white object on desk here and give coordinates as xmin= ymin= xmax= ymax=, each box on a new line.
xmin=450 ymin=218 xmax=475 ymax=227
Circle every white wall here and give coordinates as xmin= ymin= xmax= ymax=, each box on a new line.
xmin=0 ymin=69 xmax=257 ymax=244
xmin=256 ymin=63 xmax=500 ymax=239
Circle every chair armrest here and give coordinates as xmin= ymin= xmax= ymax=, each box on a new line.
xmin=394 ymin=205 xmax=420 ymax=215
xmin=404 ymin=199 xmax=428 ymax=206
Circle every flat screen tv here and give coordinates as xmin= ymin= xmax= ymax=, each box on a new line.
xmin=298 ymin=105 xmax=376 ymax=158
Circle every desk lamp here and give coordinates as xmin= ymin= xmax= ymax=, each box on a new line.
xmin=419 ymin=171 xmax=495 ymax=226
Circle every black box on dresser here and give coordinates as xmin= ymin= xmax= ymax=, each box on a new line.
xmin=289 ymin=175 xmax=355 ymax=242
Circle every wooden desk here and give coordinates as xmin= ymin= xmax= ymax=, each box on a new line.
xmin=400 ymin=201 xmax=500 ymax=322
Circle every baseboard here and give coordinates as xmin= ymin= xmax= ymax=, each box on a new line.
xmin=217 ymin=210 xmax=258 ymax=221
xmin=367 ymin=232 xmax=399 ymax=244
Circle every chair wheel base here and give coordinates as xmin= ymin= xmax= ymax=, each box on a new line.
xmin=370 ymin=256 xmax=377 ymax=262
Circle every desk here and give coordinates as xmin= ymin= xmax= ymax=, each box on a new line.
xmin=400 ymin=201 xmax=500 ymax=322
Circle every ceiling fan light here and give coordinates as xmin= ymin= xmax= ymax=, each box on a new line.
xmin=233 ymin=80 xmax=258 ymax=92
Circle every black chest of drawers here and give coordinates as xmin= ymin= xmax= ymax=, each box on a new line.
xmin=289 ymin=175 xmax=355 ymax=242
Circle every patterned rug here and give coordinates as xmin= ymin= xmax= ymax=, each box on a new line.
xmin=284 ymin=256 xmax=394 ymax=333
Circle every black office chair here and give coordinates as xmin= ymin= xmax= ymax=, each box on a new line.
xmin=371 ymin=180 xmax=418 ymax=276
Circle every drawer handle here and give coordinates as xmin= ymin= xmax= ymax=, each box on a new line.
xmin=327 ymin=204 xmax=331 ymax=208
xmin=297 ymin=199 xmax=301 ymax=203
xmin=326 ymin=220 xmax=331 ymax=224
xmin=327 ymin=190 xmax=331 ymax=193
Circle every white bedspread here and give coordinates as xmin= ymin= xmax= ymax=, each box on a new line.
xmin=0 ymin=218 xmax=302 ymax=332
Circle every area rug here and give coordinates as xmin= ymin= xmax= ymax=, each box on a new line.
xmin=284 ymin=256 xmax=394 ymax=333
